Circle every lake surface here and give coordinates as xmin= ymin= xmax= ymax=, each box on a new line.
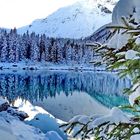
xmin=0 ymin=70 xmax=131 ymax=121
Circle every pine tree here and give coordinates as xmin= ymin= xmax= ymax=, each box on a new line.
xmin=65 ymin=40 xmax=72 ymax=65
xmin=61 ymin=16 xmax=140 ymax=140
xmin=0 ymin=33 xmax=8 ymax=62
xmin=39 ymin=34 xmax=46 ymax=62
xmin=8 ymin=29 xmax=16 ymax=62
xmin=30 ymin=32 xmax=39 ymax=62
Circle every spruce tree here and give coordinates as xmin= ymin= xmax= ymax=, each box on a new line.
xmin=61 ymin=16 xmax=140 ymax=140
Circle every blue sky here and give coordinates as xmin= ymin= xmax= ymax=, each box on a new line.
xmin=0 ymin=0 xmax=77 ymax=28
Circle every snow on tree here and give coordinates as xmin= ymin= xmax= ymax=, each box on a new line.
xmin=108 ymin=0 xmax=140 ymax=49
xmin=8 ymin=29 xmax=17 ymax=62
xmin=19 ymin=33 xmax=27 ymax=62
xmin=112 ymin=0 xmax=140 ymax=25
xmin=39 ymin=34 xmax=46 ymax=62
xmin=0 ymin=34 xmax=8 ymax=62
xmin=30 ymin=33 xmax=40 ymax=62
xmin=0 ymin=29 xmax=96 ymax=66
xmin=60 ymin=0 xmax=140 ymax=139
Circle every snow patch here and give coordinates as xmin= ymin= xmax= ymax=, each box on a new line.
xmin=129 ymin=85 xmax=140 ymax=106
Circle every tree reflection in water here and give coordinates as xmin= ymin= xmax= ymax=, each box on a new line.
xmin=0 ymin=71 xmax=131 ymax=108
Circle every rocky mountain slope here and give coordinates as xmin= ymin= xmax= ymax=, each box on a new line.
xmin=18 ymin=0 xmax=118 ymax=39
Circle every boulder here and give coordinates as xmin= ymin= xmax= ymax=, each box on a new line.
xmin=0 ymin=98 xmax=9 ymax=112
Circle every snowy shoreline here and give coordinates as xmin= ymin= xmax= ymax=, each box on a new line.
xmin=0 ymin=98 xmax=66 ymax=140
xmin=0 ymin=62 xmax=118 ymax=72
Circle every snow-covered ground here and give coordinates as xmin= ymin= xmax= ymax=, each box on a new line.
xmin=62 ymin=107 xmax=140 ymax=140
xmin=0 ymin=62 xmax=107 ymax=72
xmin=0 ymin=97 xmax=65 ymax=140
xmin=1 ymin=0 xmax=140 ymax=139
xmin=14 ymin=99 xmax=67 ymax=139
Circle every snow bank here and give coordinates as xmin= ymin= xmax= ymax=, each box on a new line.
xmin=63 ymin=107 xmax=140 ymax=139
xmin=0 ymin=62 xmax=107 ymax=72
xmin=14 ymin=99 xmax=67 ymax=139
xmin=0 ymin=112 xmax=63 ymax=140
xmin=0 ymin=97 xmax=7 ymax=106
xmin=88 ymin=107 xmax=130 ymax=130
xmin=67 ymin=107 xmax=130 ymax=131
xmin=0 ymin=98 xmax=63 ymax=140
xmin=131 ymin=134 xmax=140 ymax=140
xmin=45 ymin=131 xmax=63 ymax=140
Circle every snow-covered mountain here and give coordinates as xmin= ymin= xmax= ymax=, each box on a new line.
xmin=84 ymin=23 xmax=111 ymax=44
xmin=18 ymin=0 xmax=118 ymax=39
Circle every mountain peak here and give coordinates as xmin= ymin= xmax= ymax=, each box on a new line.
xmin=18 ymin=0 xmax=118 ymax=39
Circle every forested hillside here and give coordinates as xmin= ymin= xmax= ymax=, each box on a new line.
xmin=0 ymin=29 xmax=97 ymax=66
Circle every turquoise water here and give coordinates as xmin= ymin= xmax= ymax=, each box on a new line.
xmin=0 ymin=71 xmax=130 ymax=119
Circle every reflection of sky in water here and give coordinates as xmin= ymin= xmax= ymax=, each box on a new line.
xmin=0 ymin=71 xmax=131 ymax=120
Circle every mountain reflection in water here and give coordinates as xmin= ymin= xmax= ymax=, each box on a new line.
xmin=0 ymin=71 xmax=131 ymax=120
